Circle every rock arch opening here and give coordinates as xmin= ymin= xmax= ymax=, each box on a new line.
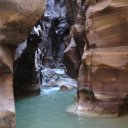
xmin=13 ymin=0 xmax=128 ymax=117
xmin=13 ymin=0 xmax=81 ymax=96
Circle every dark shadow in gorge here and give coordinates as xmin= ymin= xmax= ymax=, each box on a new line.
xmin=13 ymin=0 xmax=82 ymax=97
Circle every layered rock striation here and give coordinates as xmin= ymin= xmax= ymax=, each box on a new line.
xmin=77 ymin=0 xmax=128 ymax=116
xmin=0 ymin=0 xmax=44 ymax=127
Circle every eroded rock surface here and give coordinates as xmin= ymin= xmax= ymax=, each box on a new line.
xmin=77 ymin=0 xmax=128 ymax=116
xmin=0 ymin=0 xmax=45 ymax=45
xmin=0 ymin=44 xmax=15 ymax=127
xmin=0 ymin=0 xmax=44 ymax=127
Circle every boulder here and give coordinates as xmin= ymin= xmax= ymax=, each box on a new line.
xmin=60 ymin=85 xmax=74 ymax=91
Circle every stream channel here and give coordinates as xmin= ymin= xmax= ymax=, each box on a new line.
xmin=15 ymin=87 xmax=128 ymax=128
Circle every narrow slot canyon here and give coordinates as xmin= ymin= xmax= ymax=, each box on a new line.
xmin=0 ymin=0 xmax=128 ymax=128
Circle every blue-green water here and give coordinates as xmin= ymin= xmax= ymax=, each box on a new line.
xmin=16 ymin=89 xmax=128 ymax=128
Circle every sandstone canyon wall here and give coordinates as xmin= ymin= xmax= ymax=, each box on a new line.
xmin=0 ymin=0 xmax=44 ymax=127
xmin=77 ymin=0 xmax=128 ymax=116
xmin=0 ymin=1 xmax=128 ymax=128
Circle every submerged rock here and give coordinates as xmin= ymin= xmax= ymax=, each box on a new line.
xmin=41 ymin=68 xmax=58 ymax=87
xmin=41 ymin=68 xmax=77 ymax=91
xmin=42 ymin=68 xmax=56 ymax=78
xmin=57 ymin=77 xmax=77 ymax=88
xmin=60 ymin=85 xmax=74 ymax=91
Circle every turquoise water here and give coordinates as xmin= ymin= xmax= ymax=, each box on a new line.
xmin=16 ymin=89 xmax=128 ymax=128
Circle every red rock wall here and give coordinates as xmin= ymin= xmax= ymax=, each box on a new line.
xmin=77 ymin=0 xmax=128 ymax=116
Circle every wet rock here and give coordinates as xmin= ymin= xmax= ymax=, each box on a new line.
xmin=58 ymin=77 xmax=77 ymax=91
xmin=57 ymin=77 xmax=77 ymax=88
xmin=42 ymin=68 xmax=56 ymax=78
xmin=41 ymin=68 xmax=57 ymax=86
xmin=41 ymin=68 xmax=58 ymax=87
xmin=41 ymin=68 xmax=77 ymax=91
xmin=53 ymin=68 xmax=65 ymax=75
xmin=47 ymin=79 xmax=57 ymax=87
xmin=60 ymin=85 xmax=74 ymax=91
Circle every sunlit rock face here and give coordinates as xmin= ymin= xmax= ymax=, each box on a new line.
xmin=86 ymin=0 xmax=128 ymax=48
xmin=0 ymin=0 xmax=45 ymax=45
xmin=77 ymin=0 xmax=128 ymax=116
xmin=0 ymin=0 xmax=44 ymax=127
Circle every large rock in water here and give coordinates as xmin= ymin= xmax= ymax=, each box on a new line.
xmin=77 ymin=0 xmax=128 ymax=116
xmin=0 ymin=0 xmax=44 ymax=127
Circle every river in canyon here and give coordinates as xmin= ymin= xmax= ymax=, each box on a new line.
xmin=15 ymin=88 xmax=128 ymax=128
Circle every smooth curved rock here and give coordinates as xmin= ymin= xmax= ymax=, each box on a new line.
xmin=60 ymin=85 xmax=74 ymax=91
xmin=86 ymin=0 xmax=128 ymax=48
xmin=77 ymin=0 xmax=128 ymax=116
xmin=0 ymin=0 xmax=45 ymax=45
xmin=0 ymin=44 xmax=15 ymax=127
xmin=0 ymin=0 xmax=45 ymax=127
